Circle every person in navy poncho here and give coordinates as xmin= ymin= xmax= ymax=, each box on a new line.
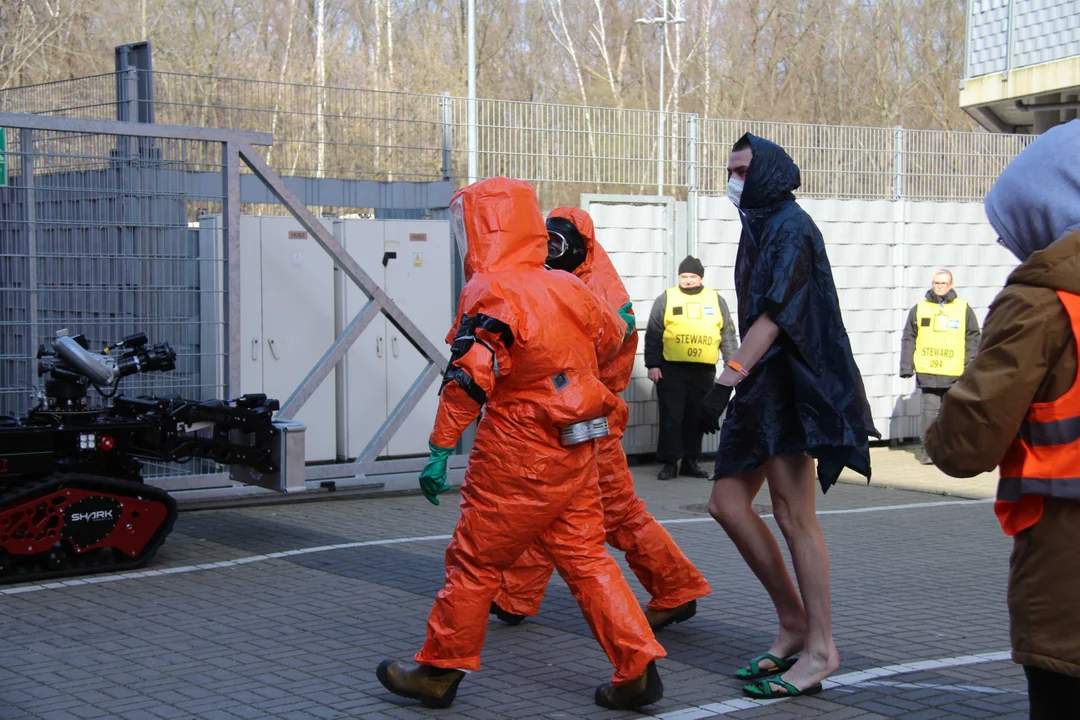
xmin=697 ymin=133 xmax=879 ymax=700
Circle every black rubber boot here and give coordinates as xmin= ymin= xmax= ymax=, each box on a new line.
xmin=595 ymin=661 xmax=664 ymax=710
xmin=490 ymin=601 xmax=526 ymax=626
xmin=657 ymin=463 xmax=679 ymax=481
xmin=375 ymin=659 xmax=465 ymax=709
xmin=645 ymin=599 xmax=697 ymax=631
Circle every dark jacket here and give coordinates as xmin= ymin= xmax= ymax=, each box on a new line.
xmin=899 ymin=288 xmax=981 ymax=389
xmin=643 ymin=286 xmax=738 ymax=369
xmin=716 ymin=133 xmax=879 ymax=491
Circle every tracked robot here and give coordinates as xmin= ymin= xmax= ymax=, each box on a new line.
xmin=0 ymin=329 xmax=281 ymax=584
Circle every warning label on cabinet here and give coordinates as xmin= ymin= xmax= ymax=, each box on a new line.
xmin=412 ymin=253 xmax=423 ymax=267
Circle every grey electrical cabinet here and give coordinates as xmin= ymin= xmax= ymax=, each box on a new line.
xmin=198 ymin=215 xmax=337 ymax=463
xmin=198 ymin=215 xmax=451 ymax=466
xmin=336 ymin=218 xmax=452 ymax=459
xmin=240 ymin=216 xmax=338 ymax=463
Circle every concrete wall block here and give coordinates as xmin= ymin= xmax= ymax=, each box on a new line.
xmin=602 ymin=193 xmax=1019 ymax=443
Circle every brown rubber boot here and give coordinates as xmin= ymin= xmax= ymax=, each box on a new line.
xmin=595 ymin=660 xmax=664 ymax=710
xmin=375 ymin=659 xmax=466 ymax=709
xmin=644 ymin=599 xmax=698 ymax=631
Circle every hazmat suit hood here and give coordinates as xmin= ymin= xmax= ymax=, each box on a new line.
xmin=451 ymin=177 xmax=548 ymax=281
xmin=547 ymin=207 xmax=629 ymax=305
xmin=548 ymin=206 xmax=636 ymax=395
xmin=738 ymin=133 xmax=801 ymax=211
xmin=985 ymin=119 xmax=1080 ymax=263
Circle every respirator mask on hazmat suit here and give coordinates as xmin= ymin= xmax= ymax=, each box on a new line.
xmin=544 ymin=216 xmax=587 ymax=274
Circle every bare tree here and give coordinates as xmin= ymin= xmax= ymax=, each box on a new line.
xmin=0 ymin=0 xmax=975 ymax=132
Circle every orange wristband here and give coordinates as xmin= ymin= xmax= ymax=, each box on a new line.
xmin=727 ymin=360 xmax=749 ymax=377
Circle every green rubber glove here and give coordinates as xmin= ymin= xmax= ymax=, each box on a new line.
xmin=419 ymin=442 xmax=455 ymax=506
xmin=617 ymin=301 xmax=636 ymax=341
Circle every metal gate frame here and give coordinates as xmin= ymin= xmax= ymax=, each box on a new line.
xmin=0 ymin=111 xmax=461 ymax=499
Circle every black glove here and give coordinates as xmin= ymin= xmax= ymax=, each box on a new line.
xmin=698 ymin=383 xmax=733 ymax=435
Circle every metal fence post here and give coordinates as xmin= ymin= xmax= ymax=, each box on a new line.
xmin=440 ymin=91 xmax=452 ymax=182
xmin=20 ymin=129 xmax=38 ymax=383
xmin=222 ymin=141 xmax=242 ymax=399
xmin=124 ymin=67 xmax=139 ymax=156
xmin=686 ymin=114 xmax=698 ymax=256
xmin=893 ymin=125 xmax=904 ymax=201
xmin=891 ymin=125 xmax=908 ymax=438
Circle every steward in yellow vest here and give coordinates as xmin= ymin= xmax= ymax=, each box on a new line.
xmin=899 ymin=271 xmax=981 ymax=464
xmin=913 ymin=296 xmax=968 ymax=377
xmin=644 ymin=255 xmax=737 ymax=480
xmin=661 ymin=285 xmax=726 ymax=364
xmin=901 ymin=286 xmax=981 ymax=385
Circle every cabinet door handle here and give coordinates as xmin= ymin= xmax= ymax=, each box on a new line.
xmin=267 ymin=338 xmax=280 ymax=360
xmin=251 ymin=337 xmax=259 ymax=361
xmin=391 ymin=336 xmax=399 ymax=357
xmin=376 ymin=337 xmax=383 ymax=358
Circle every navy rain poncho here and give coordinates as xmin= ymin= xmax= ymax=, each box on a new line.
xmin=714 ymin=133 xmax=880 ymax=492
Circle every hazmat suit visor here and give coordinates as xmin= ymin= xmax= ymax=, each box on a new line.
xmin=450 ymin=196 xmax=469 ymax=268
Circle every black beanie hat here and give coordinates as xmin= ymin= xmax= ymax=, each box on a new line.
xmin=678 ymin=255 xmax=705 ymax=278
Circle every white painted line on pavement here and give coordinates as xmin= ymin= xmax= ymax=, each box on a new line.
xmin=0 ymin=498 xmax=994 ymax=596
xmin=0 ymin=533 xmax=454 ymax=596
xmin=660 ymin=497 xmax=994 ymax=525
xmin=649 ymin=650 xmax=1012 ymax=719
xmin=855 ymin=680 xmax=1010 ymax=694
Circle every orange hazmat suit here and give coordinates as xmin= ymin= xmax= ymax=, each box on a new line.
xmin=413 ymin=178 xmax=665 ymax=686
xmin=494 ymin=206 xmax=712 ymax=616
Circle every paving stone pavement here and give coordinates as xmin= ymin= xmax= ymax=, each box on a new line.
xmin=0 ymin=450 xmax=1027 ymax=720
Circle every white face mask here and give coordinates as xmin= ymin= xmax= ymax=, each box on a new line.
xmin=727 ymin=176 xmax=745 ymax=207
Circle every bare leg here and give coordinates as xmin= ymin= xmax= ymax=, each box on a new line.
xmin=708 ymin=467 xmax=807 ymax=668
xmin=764 ymin=453 xmax=839 ymax=691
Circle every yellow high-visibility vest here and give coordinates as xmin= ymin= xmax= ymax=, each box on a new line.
xmin=914 ymin=298 xmax=967 ymax=377
xmin=662 ymin=286 xmax=724 ymax=364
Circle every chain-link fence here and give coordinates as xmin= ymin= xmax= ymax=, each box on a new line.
xmin=0 ymin=71 xmax=1035 ymax=208
xmin=0 ymin=125 xmax=227 ymax=481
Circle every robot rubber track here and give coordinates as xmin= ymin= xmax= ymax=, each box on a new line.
xmin=0 ymin=473 xmax=178 ymax=585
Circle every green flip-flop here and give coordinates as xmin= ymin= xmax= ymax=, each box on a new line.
xmin=733 ymin=652 xmax=798 ymax=680
xmin=742 ymin=677 xmax=823 ymax=699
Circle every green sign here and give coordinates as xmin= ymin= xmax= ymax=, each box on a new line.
xmin=0 ymin=128 xmax=6 ymax=187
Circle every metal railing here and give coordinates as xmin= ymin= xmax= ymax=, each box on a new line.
xmin=0 ymin=71 xmax=1035 ymax=206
